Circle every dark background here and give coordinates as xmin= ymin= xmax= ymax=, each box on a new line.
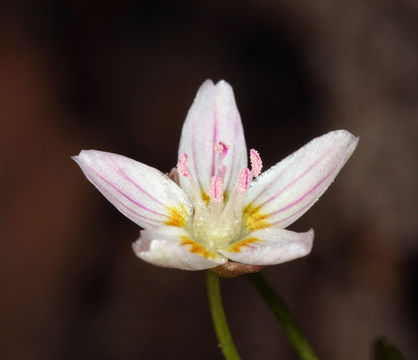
xmin=1 ymin=1 xmax=417 ymax=359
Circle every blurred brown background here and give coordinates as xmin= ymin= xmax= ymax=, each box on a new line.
xmin=1 ymin=1 xmax=417 ymax=359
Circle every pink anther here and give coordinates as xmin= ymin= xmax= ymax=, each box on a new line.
xmin=250 ymin=149 xmax=262 ymax=177
xmin=214 ymin=141 xmax=229 ymax=158
xmin=208 ymin=175 xmax=224 ymax=202
xmin=177 ymin=153 xmax=190 ymax=177
xmin=237 ymin=168 xmax=250 ymax=193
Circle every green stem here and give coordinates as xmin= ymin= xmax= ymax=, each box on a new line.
xmin=206 ymin=271 xmax=241 ymax=360
xmin=248 ymin=272 xmax=319 ymax=360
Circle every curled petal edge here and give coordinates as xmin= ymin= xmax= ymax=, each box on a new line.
xmin=133 ymin=226 xmax=227 ymax=270
xmin=219 ymin=228 xmax=314 ymax=265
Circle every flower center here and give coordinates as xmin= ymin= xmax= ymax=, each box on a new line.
xmin=177 ymin=143 xmax=262 ymax=251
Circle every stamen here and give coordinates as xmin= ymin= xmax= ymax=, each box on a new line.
xmin=177 ymin=153 xmax=189 ymax=177
xmin=214 ymin=142 xmax=229 ymax=181
xmin=217 ymin=164 xmax=226 ymax=179
xmin=237 ymin=168 xmax=250 ymax=193
xmin=250 ymin=149 xmax=262 ymax=177
xmin=208 ymin=175 xmax=224 ymax=202
xmin=214 ymin=142 xmax=228 ymax=158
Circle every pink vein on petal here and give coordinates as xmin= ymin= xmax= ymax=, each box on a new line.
xmin=90 ymin=167 xmax=167 ymax=218
xmin=269 ymin=163 xmax=338 ymax=216
xmin=211 ymin=102 xmax=218 ymax=177
xmin=271 ymin=198 xmax=316 ymax=226
xmin=105 ymin=158 xmax=166 ymax=208
xmin=249 ymin=166 xmax=287 ymax=204
xmin=267 ymin=162 xmax=340 ymax=227
xmin=100 ymin=185 xmax=161 ymax=227
xmin=258 ymin=148 xmax=330 ymax=208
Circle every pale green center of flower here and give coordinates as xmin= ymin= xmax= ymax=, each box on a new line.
xmin=191 ymin=200 xmax=244 ymax=251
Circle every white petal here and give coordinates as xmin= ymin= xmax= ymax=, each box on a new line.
xmin=178 ymin=80 xmax=247 ymax=198
xmin=245 ymin=130 xmax=358 ymax=229
xmin=133 ymin=226 xmax=227 ymax=270
xmin=73 ymin=150 xmax=192 ymax=229
xmin=219 ymin=228 xmax=314 ymax=265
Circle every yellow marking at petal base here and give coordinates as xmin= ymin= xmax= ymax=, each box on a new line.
xmin=243 ymin=204 xmax=270 ymax=231
xmin=180 ymin=236 xmax=217 ymax=259
xmin=165 ymin=207 xmax=186 ymax=228
xmin=201 ymin=191 xmax=210 ymax=205
xmin=227 ymin=238 xmax=261 ymax=253
xmin=201 ymin=190 xmax=228 ymax=205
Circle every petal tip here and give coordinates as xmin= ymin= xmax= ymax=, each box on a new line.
xmin=215 ymin=79 xmax=232 ymax=88
xmin=331 ymin=129 xmax=359 ymax=146
xmin=132 ymin=239 xmax=143 ymax=257
xmin=72 ymin=149 xmax=98 ymax=164
xmin=202 ymin=79 xmax=214 ymax=86
xmin=132 ymin=240 xmax=140 ymax=255
xmin=132 ymin=231 xmax=152 ymax=257
xmin=72 ymin=149 xmax=91 ymax=163
xmin=197 ymin=79 xmax=215 ymax=94
xmin=303 ymin=228 xmax=315 ymax=254
xmin=321 ymin=129 xmax=359 ymax=166
xmin=71 ymin=154 xmax=80 ymax=163
xmin=214 ymin=79 xmax=234 ymax=97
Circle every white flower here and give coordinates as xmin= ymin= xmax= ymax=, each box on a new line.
xmin=73 ymin=80 xmax=358 ymax=272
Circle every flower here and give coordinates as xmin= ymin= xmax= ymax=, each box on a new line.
xmin=73 ymin=80 xmax=358 ymax=273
